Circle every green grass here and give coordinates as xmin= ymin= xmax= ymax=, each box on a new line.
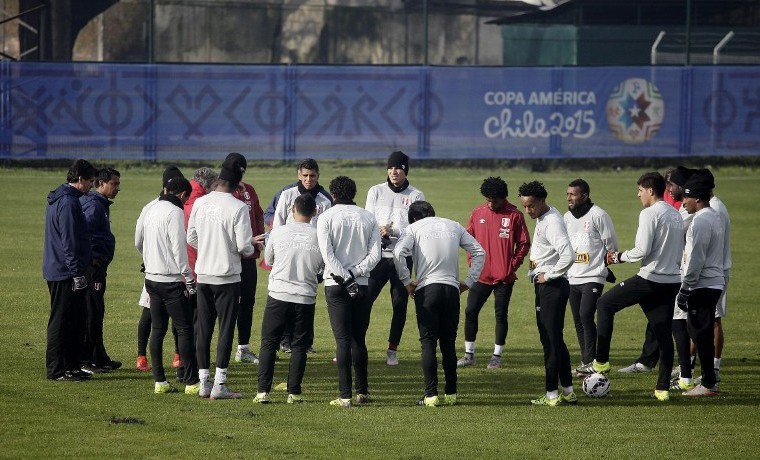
xmin=1 ymin=164 xmax=759 ymax=459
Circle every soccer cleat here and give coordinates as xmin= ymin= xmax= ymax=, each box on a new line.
xmin=442 ymin=394 xmax=458 ymax=406
xmin=671 ymin=365 xmax=681 ymax=380
xmin=280 ymin=343 xmax=292 ymax=354
xmin=306 ymin=346 xmax=316 ymax=354
xmin=618 ymin=362 xmax=651 ymax=373
xmin=592 ymin=360 xmax=611 ymax=375
xmin=575 ymin=362 xmax=595 ymax=377
xmin=253 ymin=392 xmax=270 ymax=403
xmin=274 ymin=382 xmax=288 ymax=391
xmin=560 ymin=391 xmax=578 ymax=404
xmin=487 ymin=355 xmax=501 ymax=369
xmin=287 ymin=394 xmax=304 ymax=404
xmin=69 ymin=369 xmax=92 ymax=380
xmin=172 ymin=353 xmax=182 ymax=369
xmin=101 ymin=360 xmax=122 ymax=371
xmin=683 ymin=384 xmax=719 ymax=397
xmin=53 ymin=371 xmax=84 ymax=382
xmin=210 ymin=384 xmax=243 ymax=400
xmin=669 ymin=377 xmax=695 ymax=392
xmin=136 ymin=355 xmax=150 ymax=372
xmin=329 ymin=398 xmax=352 ymax=407
xmin=154 ymin=382 xmax=178 ymax=394
xmin=235 ymin=348 xmax=259 ymax=364
xmin=198 ymin=380 xmax=212 ymax=398
xmin=651 ymin=390 xmax=670 ymax=401
xmin=418 ymin=395 xmax=441 ymax=407
xmin=81 ymin=363 xmax=106 ymax=374
xmin=456 ymin=354 xmax=476 ymax=368
xmin=184 ymin=383 xmax=200 ymax=395
xmin=531 ymin=395 xmax=560 ymax=406
xmin=355 ymin=394 xmax=372 ymax=405
xmin=386 ymin=349 xmax=399 ymax=366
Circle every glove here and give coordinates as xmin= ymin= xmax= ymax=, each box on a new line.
xmin=140 ymin=263 xmax=146 ymax=273
xmin=605 ymin=251 xmax=622 ymax=265
xmin=316 ymin=273 xmax=324 ymax=284
xmin=86 ymin=264 xmax=106 ymax=284
xmin=380 ymin=236 xmax=392 ymax=250
xmin=72 ymin=276 xmax=88 ymax=291
xmin=605 ymin=268 xmax=617 ymax=283
xmin=344 ymin=271 xmax=361 ymax=300
xmin=185 ymin=279 xmax=197 ymax=296
xmin=676 ymin=288 xmax=690 ymax=312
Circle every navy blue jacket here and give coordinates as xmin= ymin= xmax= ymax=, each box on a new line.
xmin=80 ymin=191 xmax=116 ymax=268
xmin=43 ymin=184 xmax=91 ymax=281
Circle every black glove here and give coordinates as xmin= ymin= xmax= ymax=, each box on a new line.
xmin=676 ymin=288 xmax=690 ymax=311
xmin=316 ymin=273 xmax=324 ymax=284
xmin=606 ymin=268 xmax=617 ymax=283
xmin=331 ymin=274 xmax=345 ymax=285
xmin=72 ymin=276 xmax=88 ymax=291
xmin=185 ymin=279 xmax=197 ymax=296
xmin=380 ymin=236 xmax=392 ymax=250
xmin=344 ymin=271 xmax=361 ymax=300
xmin=140 ymin=263 xmax=146 ymax=273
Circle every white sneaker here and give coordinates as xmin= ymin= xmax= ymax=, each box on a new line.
xmin=386 ymin=349 xmax=399 ymax=366
xmin=487 ymin=355 xmax=501 ymax=369
xmin=457 ymin=354 xmax=475 ymax=368
xmin=253 ymin=392 xmax=270 ymax=403
xmin=618 ymin=362 xmax=652 ymax=373
xmin=210 ymin=383 xmax=243 ymax=400
xmin=198 ymin=379 xmax=212 ymax=398
xmin=235 ymin=348 xmax=259 ymax=364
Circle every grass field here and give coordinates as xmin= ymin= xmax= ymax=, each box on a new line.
xmin=0 ymin=163 xmax=758 ymax=459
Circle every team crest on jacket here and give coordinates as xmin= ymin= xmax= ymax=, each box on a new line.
xmin=401 ymin=196 xmax=411 ymax=207
xmin=499 ymin=217 xmax=511 ymax=239
xmin=501 ymin=217 xmax=510 ymax=227
xmin=584 ymin=220 xmax=591 ymax=231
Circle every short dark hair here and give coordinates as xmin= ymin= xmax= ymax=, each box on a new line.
xmin=95 ymin=168 xmax=120 ymax=187
xmin=165 ymin=177 xmax=192 ymax=196
xmin=294 ymin=193 xmax=317 ymax=217
xmin=517 ymin=181 xmax=548 ymax=200
xmin=66 ymin=159 xmax=97 ymax=183
xmin=481 ymin=177 xmax=508 ymax=199
xmin=298 ymin=158 xmax=319 ymax=173
xmin=637 ymin=172 xmax=666 ymax=197
xmin=329 ymin=176 xmax=357 ymax=201
xmin=568 ymin=178 xmax=590 ymax=196
xmin=408 ymin=201 xmax=435 ymax=224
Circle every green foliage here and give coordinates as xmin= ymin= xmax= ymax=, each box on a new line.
xmin=1 ymin=165 xmax=758 ymax=459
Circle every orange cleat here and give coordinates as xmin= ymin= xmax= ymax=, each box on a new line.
xmin=173 ymin=353 xmax=182 ymax=369
xmin=136 ymin=355 xmax=150 ymax=372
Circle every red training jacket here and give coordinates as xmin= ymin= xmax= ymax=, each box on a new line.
xmin=184 ymin=179 xmax=206 ymax=279
xmin=232 ymin=181 xmax=265 ymax=260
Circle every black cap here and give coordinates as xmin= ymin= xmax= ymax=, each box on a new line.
xmin=387 ymin=151 xmax=409 ymax=174
xmin=683 ymin=171 xmax=712 ymax=199
xmin=669 ymin=166 xmax=695 ymax=187
xmin=162 ymin=165 xmax=184 ymax=187
xmin=225 ymin=152 xmax=247 ymax=172
xmin=219 ymin=157 xmax=243 ymax=183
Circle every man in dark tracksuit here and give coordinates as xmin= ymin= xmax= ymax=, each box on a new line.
xmin=43 ymin=159 xmax=97 ymax=381
xmin=80 ymin=167 xmax=122 ymax=372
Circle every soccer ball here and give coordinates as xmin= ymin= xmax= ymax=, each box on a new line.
xmin=582 ymin=373 xmax=610 ymax=398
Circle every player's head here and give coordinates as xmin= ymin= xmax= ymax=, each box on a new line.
xmin=682 ymin=169 xmax=713 ymax=214
xmin=298 ymin=158 xmax=320 ymax=190
xmin=225 ymin=152 xmax=247 ymax=177
xmin=481 ymin=177 xmax=508 ymax=212
xmin=218 ymin=156 xmax=244 ymax=191
xmin=518 ymin=181 xmax=548 ymax=220
xmin=164 ymin=176 xmax=192 ymax=204
xmin=293 ymin=193 xmax=317 ymax=219
xmin=329 ymin=176 xmax=357 ymax=202
xmin=95 ymin=167 xmax=121 ymax=199
xmin=162 ymin=165 xmax=184 ymax=188
xmin=66 ymin=159 xmax=98 ymax=193
xmin=667 ymin=166 xmax=695 ymax=201
xmin=567 ymin=178 xmax=590 ymax=211
xmin=408 ymin=201 xmax=435 ymax=224
xmin=193 ymin=167 xmax=219 ymax=193
xmin=636 ymin=172 xmax=666 ymax=207
xmin=387 ymin=151 xmax=410 ymax=186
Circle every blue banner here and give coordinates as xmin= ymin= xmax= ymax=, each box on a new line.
xmin=1 ymin=62 xmax=758 ymax=160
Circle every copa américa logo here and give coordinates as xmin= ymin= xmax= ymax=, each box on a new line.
xmin=606 ymin=78 xmax=664 ymax=144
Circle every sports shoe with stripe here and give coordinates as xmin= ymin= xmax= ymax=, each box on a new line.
xmin=592 ymin=360 xmax=611 ymax=374
xmin=418 ymin=395 xmax=441 ymax=407
xmin=456 ymin=354 xmax=475 ymax=368
xmin=575 ymin=362 xmax=595 ymax=377
xmin=253 ymin=392 xmax=270 ymax=403
xmin=560 ymin=391 xmax=578 ymax=404
xmin=210 ymin=384 xmax=243 ymax=400
xmin=683 ymin=384 xmax=719 ymax=397
xmin=669 ymin=377 xmax=695 ymax=392
xmin=651 ymin=390 xmax=670 ymax=401
xmin=442 ymin=394 xmax=458 ymax=406
xmin=329 ymin=398 xmax=352 ymax=407
xmin=198 ymin=379 xmax=212 ymax=398
xmin=154 ymin=381 xmax=177 ymax=394
xmin=354 ymin=394 xmax=371 ymax=405
xmin=487 ymin=355 xmax=501 ymax=369
xmin=184 ymin=382 xmax=200 ymax=395
xmin=235 ymin=348 xmax=259 ymax=364
xmin=618 ymin=362 xmax=652 ymax=373
xmin=531 ymin=394 xmax=560 ymax=406
xmin=136 ymin=355 xmax=150 ymax=372
xmin=287 ymin=394 xmax=304 ymax=404
xmin=386 ymin=349 xmax=399 ymax=366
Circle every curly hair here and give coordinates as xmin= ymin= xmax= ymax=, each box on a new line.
xmin=193 ymin=167 xmax=219 ymax=192
xmin=480 ymin=176 xmax=508 ymax=199
xmin=329 ymin=176 xmax=357 ymax=201
xmin=517 ymin=180 xmax=548 ymax=200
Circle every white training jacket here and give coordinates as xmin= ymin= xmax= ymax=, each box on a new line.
xmin=272 ymin=186 xmax=332 ymax=228
xmin=365 ymin=181 xmax=425 ymax=258
xmin=393 ymin=216 xmax=485 ymax=291
xmin=529 ymin=206 xmax=574 ymax=281
xmin=187 ymin=191 xmax=255 ymax=285
xmin=265 ymin=221 xmax=324 ymax=305
xmin=681 ymin=206 xmax=725 ymax=291
xmin=710 ymin=196 xmax=732 ymax=275
xmin=317 ymin=203 xmax=381 ymax=287
xmin=136 ymin=198 xmax=193 ymax=284
xmin=564 ymin=204 xmax=618 ymax=285
xmin=620 ymin=200 xmax=684 ymax=283
xmin=134 ymin=197 xmax=159 ymax=251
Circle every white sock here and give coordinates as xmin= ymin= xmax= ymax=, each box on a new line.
xmin=464 ymin=341 xmax=475 ymax=354
xmin=238 ymin=344 xmax=249 ymax=351
xmin=199 ymin=369 xmax=210 ymax=382
xmin=714 ymin=357 xmax=721 ymax=369
xmin=214 ymin=367 xmax=227 ymax=385
xmin=546 ymin=390 xmax=559 ymax=399
xmin=493 ymin=345 xmax=503 ymax=356
xmin=562 ymin=385 xmax=573 ymax=394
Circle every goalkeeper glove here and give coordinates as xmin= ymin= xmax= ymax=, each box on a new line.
xmin=72 ymin=276 xmax=88 ymax=291
xmin=605 ymin=251 xmax=622 ymax=265
xmin=185 ymin=279 xmax=197 ymax=296
xmin=676 ymin=288 xmax=690 ymax=312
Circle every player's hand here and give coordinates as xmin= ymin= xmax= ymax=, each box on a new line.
xmin=253 ymin=233 xmax=267 ymax=251
xmin=405 ymin=281 xmax=418 ymax=298
xmin=72 ymin=276 xmax=88 ymax=292
xmin=605 ymin=251 xmax=621 ymax=265
xmin=344 ymin=270 xmax=362 ymax=300
xmin=534 ymin=273 xmax=547 ymax=284
xmin=458 ymin=282 xmax=469 ymax=294
xmin=676 ymin=288 xmax=690 ymax=311
xmin=380 ymin=224 xmax=393 ymax=238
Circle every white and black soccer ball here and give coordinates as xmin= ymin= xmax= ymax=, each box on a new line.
xmin=582 ymin=373 xmax=610 ymax=398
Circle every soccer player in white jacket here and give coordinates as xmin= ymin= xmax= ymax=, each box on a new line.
xmin=187 ymin=158 xmax=256 ymax=400
xmin=678 ymin=171 xmax=725 ymax=396
xmin=393 ymin=201 xmax=484 ymax=407
xmin=596 ymin=172 xmax=685 ymax=402
xmin=317 ymin=176 xmax=381 ymax=407
xmin=136 ymin=177 xmax=200 ymax=395
xmin=254 ymin=194 xmax=324 ymax=404
xmin=518 ymin=181 xmax=576 ymax=407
